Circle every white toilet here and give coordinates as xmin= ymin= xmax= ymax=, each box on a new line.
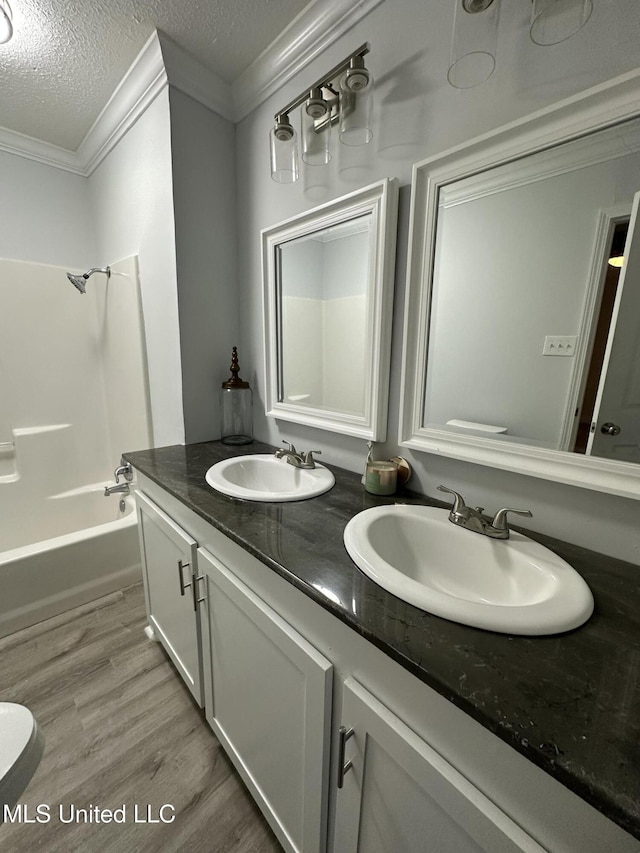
xmin=0 ymin=703 xmax=44 ymax=816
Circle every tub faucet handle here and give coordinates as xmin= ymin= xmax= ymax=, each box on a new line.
xmin=114 ymin=461 xmax=133 ymax=483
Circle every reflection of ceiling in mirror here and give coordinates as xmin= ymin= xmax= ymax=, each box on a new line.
xmin=307 ymin=214 xmax=372 ymax=243
xmin=439 ymin=117 xmax=640 ymax=210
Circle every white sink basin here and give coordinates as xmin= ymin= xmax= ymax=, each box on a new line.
xmin=205 ymin=454 xmax=335 ymax=502
xmin=343 ymin=505 xmax=594 ymax=635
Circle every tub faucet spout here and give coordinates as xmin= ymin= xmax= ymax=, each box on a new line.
xmin=104 ymin=482 xmax=130 ymax=497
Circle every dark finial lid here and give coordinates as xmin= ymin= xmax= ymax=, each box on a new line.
xmin=222 ymin=346 xmax=250 ymax=389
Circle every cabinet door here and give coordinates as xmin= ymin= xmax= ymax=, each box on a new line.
xmin=198 ymin=546 xmax=332 ymax=853
xmin=334 ymin=678 xmax=545 ymax=853
xmin=135 ymin=491 xmax=202 ymax=706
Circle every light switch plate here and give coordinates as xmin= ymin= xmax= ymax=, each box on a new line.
xmin=542 ymin=335 xmax=578 ymax=356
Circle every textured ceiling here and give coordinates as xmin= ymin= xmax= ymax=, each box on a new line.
xmin=0 ymin=0 xmax=310 ymax=150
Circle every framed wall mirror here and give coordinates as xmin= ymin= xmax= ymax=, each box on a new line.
xmin=400 ymin=71 xmax=640 ymax=499
xmin=263 ymin=178 xmax=398 ymax=439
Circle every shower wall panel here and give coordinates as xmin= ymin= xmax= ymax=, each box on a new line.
xmin=0 ymin=255 xmax=151 ymax=510
xmin=0 ymin=257 xmax=112 ymax=489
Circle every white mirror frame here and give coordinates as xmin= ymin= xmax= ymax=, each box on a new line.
xmin=263 ymin=178 xmax=398 ymax=440
xmin=400 ymin=69 xmax=640 ymax=499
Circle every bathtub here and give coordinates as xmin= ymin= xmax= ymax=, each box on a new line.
xmin=0 ymin=484 xmax=141 ymax=639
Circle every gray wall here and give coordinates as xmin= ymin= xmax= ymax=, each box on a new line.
xmin=0 ymin=150 xmax=95 ymax=268
xmin=169 ymin=87 xmax=238 ymax=443
xmin=234 ymin=0 xmax=640 ymax=564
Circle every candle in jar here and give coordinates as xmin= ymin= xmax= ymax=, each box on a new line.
xmin=365 ymin=461 xmax=398 ymax=496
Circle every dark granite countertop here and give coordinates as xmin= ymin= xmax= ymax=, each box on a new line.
xmin=124 ymin=440 xmax=640 ymax=841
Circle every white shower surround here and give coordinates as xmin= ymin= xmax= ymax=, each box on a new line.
xmin=0 ymin=255 xmax=151 ymax=635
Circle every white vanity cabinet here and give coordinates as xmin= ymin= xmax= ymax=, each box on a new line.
xmin=131 ymin=473 xmax=640 ymax=853
xmin=334 ymin=678 xmax=544 ymax=853
xmin=197 ymin=546 xmax=333 ymax=853
xmin=135 ymin=491 xmax=203 ymax=706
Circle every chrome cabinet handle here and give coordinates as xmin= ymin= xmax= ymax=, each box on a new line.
xmin=337 ymin=725 xmax=355 ymax=788
xmin=177 ymin=559 xmax=192 ymax=596
xmin=192 ymin=574 xmax=205 ymax=611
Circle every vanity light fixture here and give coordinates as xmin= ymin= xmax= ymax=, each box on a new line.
xmin=530 ymin=0 xmax=593 ymax=46
xmin=448 ymin=0 xmax=594 ymax=89
xmin=0 ymin=0 xmax=13 ymax=44
xmin=269 ymin=43 xmax=373 ymax=184
xmin=269 ymin=115 xmax=299 ymax=184
xmin=448 ymin=0 xmax=500 ymax=90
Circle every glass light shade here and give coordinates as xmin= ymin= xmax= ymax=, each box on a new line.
xmin=302 ymin=96 xmax=332 ymax=166
xmin=339 ymin=72 xmax=374 ymax=147
xmin=0 ymin=0 xmax=13 ymax=43
xmin=530 ymin=0 xmax=593 ymax=45
xmin=269 ymin=123 xmax=299 ymax=184
xmin=447 ymin=0 xmax=500 ymax=90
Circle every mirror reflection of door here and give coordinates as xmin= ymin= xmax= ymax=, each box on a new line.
xmin=583 ymin=191 xmax=640 ymax=462
xmin=573 ymin=219 xmax=628 ymax=453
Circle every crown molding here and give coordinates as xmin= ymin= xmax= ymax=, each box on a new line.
xmin=157 ymin=31 xmax=234 ymax=121
xmin=77 ymin=31 xmax=168 ymax=175
xmin=0 ymin=126 xmax=83 ymax=174
xmin=0 ymin=0 xmax=383 ymax=174
xmin=232 ymin=0 xmax=384 ymax=121
xmin=439 ymin=117 xmax=640 ymax=208
xmin=0 ymin=31 xmax=167 ymax=176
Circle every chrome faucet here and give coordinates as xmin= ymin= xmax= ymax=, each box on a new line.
xmin=274 ymin=441 xmax=321 ymax=469
xmin=114 ymin=461 xmax=133 ymax=483
xmin=437 ymin=485 xmax=532 ymax=540
xmin=104 ymin=482 xmax=130 ymax=496
xmin=104 ymin=460 xmax=134 ymax=496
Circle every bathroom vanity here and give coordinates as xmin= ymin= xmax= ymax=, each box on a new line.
xmin=124 ymin=441 xmax=640 ymax=853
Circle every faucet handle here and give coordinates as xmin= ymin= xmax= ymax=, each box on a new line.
xmin=491 ymin=507 xmax=533 ymax=533
xmin=437 ymin=484 xmax=467 ymax=515
xmin=276 ymin=438 xmax=298 ymax=459
xmin=302 ymin=450 xmax=321 ymax=466
xmin=114 ymin=461 xmax=133 ymax=483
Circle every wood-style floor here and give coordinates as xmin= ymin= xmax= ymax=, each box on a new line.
xmin=0 ymin=584 xmax=282 ymax=852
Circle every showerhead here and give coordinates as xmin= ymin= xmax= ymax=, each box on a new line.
xmin=67 ymin=272 xmax=88 ymax=293
xmin=65 ymin=266 xmax=111 ymax=294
